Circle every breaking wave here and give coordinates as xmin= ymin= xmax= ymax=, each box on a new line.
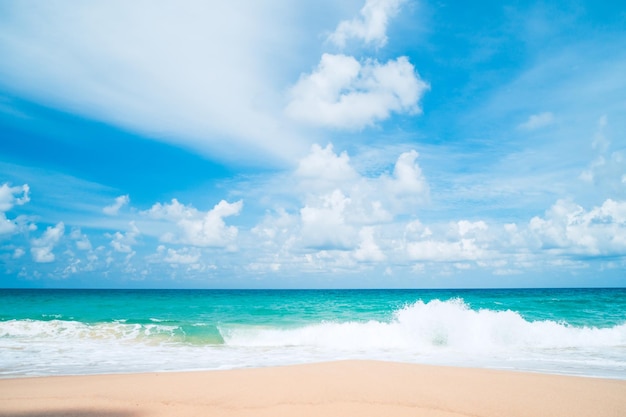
xmin=222 ymin=298 xmax=626 ymax=352
xmin=1 ymin=298 xmax=624 ymax=378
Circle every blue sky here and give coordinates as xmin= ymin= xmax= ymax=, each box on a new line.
xmin=1 ymin=0 xmax=625 ymax=288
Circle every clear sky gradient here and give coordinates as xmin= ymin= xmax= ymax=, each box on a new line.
xmin=1 ymin=0 xmax=625 ymax=288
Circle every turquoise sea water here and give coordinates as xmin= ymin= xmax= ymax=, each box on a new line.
xmin=1 ymin=288 xmax=625 ymax=379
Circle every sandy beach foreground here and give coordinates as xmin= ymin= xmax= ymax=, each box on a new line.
xmin=1 ymin=361 xmax=625 ymax=417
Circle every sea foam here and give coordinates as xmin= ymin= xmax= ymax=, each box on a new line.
xmin=220 ymin=298 xmax=626 ymax=378
xmin=222 ymin=298 xmax=626 ymax=351
xmin=1 ymin=298 xmax=624 ymax=378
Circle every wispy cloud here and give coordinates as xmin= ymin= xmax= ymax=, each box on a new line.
xmin=3 ymin=1 xmax=626 ymax=288
xmin=103 ymin=195 xmax=129 ymax=216
xmin=0 ymin=1 xmax=326 ymax=164
xmin=518 ymin=112 xmax=554 ymax=130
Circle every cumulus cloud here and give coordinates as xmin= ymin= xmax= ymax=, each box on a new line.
xmin=455 ymin=220 xmax=489 ymax=238
xmin=109 ymin=222 xmax=140 ymax=253
xmin=328 ymin=0 xmax=404 ymax=48
xmin=528 ymin=198 xmax=626 ymax=256
xmin=294 ymin=145 xmax=426 ymax=222
xmin=300 ymin=189 xmax=356 ymax=250
xmin=0 ymin=183 xmax=30 ymax=236
xmin=397 ymin=196 xmax=626 ymax=269
xmin=0 ymin=183 xmax=30 ymax=212
xmin=407 ymin=239 xmax=486 ymax=262
xmin=155 ymin=245 xmax=202 ymax=264
xmin=286 ymin=0 xmax=426 ymax=131
xmin=146 ymin=199 xmax=243 ymax=248
xmin=286 ymin=54 xmax=428 ymax=129
xmin=253 ymin=144 xmax=430 ymax=261
xmin=70 ymin=228 xmax=93 ymax=251
xmin=518 ymin=111 xmax=554 ymax=130
xmin=405 ymin=220 xmax=491 ymax=262
xmin=295 ymin=143 xmax=359 ymax=189
xmin=30 ymin=222 xmax=65 ymax=263
xmin=354 ymin=226 xmax=386 ymax=261
xmin=381 ymin=150 xmax=429 ymax=210
xmin=0 ymin=215 xmax=17 ymax=236
xmin=297 ymin=144 xmax=430 ymax=221
xmin=103 ymin=195 xmax=130 ymax=216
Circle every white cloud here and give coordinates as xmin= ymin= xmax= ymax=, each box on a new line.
xmin=252 ymin=209 xmax=296 ymax=243
xmin=301 ymin=145 xmax=429 ymax=210
xmin=396 ymin=196 xmax=625 ymax=269
xmin=405 ymin=220 xmax=491 ymax=262
xmin=109 ymin=222 xmax=140 ymax=253
xmin=579 ymin=157 xmax=605 ymax=183
xmin=381 ymin=150 xmax=429 ymax=210
xmin=30 ymin=222 xmax=65 ymax=263
xmin=70 ymin=228 xmax=93 ymax=251
xmin=0 ymin=183 xmax=30 ymax=236
xmin=286 ymin=54 xmax=428 ymax=129
xmin=156 ymin=246 xmax=202 ymax=264
xmin=0 ymin=1 xmax=320 ymax=165
xmin=518 ymin=111 xmax=554 ymax=130
xmin=240 ymin=145 xmax=435 ymax=273
xmin=0 ymin=214 xmax=17 ymax=236
xmin=298 ymin=145 xmax=428 ymax=232
xmin=296 ymin=143 xmax=358 ymax=187
xmin=529 ymin=198 xmax=626 ymax=256
xmin=0 ymin=183 xmax=30 ymax=212
xmin=579 ymin=116 xmax=625 ymax=188
xmin=145 ymin=198 xmax=190 ymax=221
xmin=146 ymin=199 xmax=243 ymax=248
xmin=387 ymin=150 xmax=427 ymax=193
xmin=103 ymin=194 xmax=130 ymax=216
xmin=455 ymin=220 xmax=489 ymax=238
xmin=354 ymin=226 xmax=386 ymax=261
xmin=404 ymin=219 xmax=432 ymax=239
xmin=165 ymin=248 xmax=200 ymax=264
xmin=253 ymin=144 xmax=430 ymax=259
xmin=406 ymin=239 xmax=486 ymax=262
xmin=13 ymin=248 xmax=25 ymax=259
xmin=300 ymin=189 xmax=356 ymax=250
xmin=592 ymin=115 xmax=610 ymax=152
xmin=328 ymin=0 xmax=405 ymax=48
xmin=286 ymin=0 xmax=426 ymax=131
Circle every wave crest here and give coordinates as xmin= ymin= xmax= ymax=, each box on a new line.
xmin=223 ymin=298 xmax=626 ymax=352
xmin=0 ymin=319 xmax=224 ymax=345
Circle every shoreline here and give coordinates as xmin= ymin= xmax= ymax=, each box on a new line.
xmin=2 ymin=360 xmax=625 ymax=417
xmin=3 ymin=361 xmax=625 ymax=381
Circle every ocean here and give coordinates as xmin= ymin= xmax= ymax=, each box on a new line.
xmin=1 ymin=288 xmax=625 ymax=379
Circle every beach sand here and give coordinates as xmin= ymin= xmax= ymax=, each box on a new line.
xmin=1 ymin=360 xmax=625 ymax=417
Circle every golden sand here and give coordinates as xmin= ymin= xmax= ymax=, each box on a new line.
xmin=1 ymin=361 xmax=625 ymax=417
